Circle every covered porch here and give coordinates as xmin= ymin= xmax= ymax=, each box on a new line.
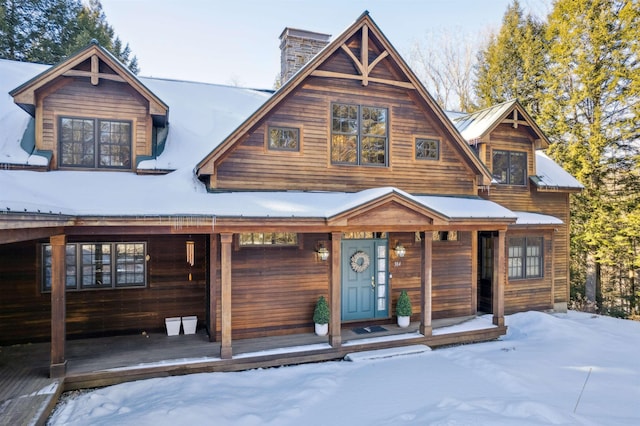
xmin=0 ymin=315 xmax=505 ymax=425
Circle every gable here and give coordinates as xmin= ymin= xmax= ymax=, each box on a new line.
xmin=10 ymin=42 xmax=168 ymax=126
xmin=454 ymin=100 xmax=549 ymax=149
xmin=328 ymin=192 xmax=447 ymax=227
xmin=8 ymin=42 xmax=170 ymax=171
xmin=196 ymin=12 xmax=491 ymax=187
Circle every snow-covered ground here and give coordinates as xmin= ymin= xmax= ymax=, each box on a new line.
xmin=48 ymin=311 xmax=640 ymax=425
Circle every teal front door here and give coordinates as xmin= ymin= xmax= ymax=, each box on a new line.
xmin=341 ymin=239 xmax=389 ymax=321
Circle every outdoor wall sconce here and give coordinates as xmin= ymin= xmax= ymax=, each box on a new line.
xmin=394 ymin=242 xmax=406 ymax=258
xmin=317 ymin=245 xmax=330 ymax=261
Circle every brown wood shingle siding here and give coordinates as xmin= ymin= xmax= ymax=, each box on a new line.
xmin=39 ymin=78 xmax=150 ymax=169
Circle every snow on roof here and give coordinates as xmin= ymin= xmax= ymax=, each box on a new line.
xmin=0 ymin=169 xmax=518 ymax=221
xmin=533 ymin=151 xmax=584 ymax=190
xmin=0 ymin=59 xmax=271 ymax=171
xmin=514 ymin=211 xmax=563 ymax=225
xmin=0 ymin=59 xmax=49 ymax=166
xmin=452 ymin=100 xmax=516 ymax=141
xmin=138 ymin=77 xmax=270 ymax=171
xmin=415 ymin=194 xmax=516 ymax=220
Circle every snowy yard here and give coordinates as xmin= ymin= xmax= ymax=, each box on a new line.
xmin=48 ymin=311 xmax=640 ymax=425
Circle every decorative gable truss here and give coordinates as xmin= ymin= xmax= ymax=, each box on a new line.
xmin=10 ymin=41 xmax=169 ymax=171
xmin=311 ymin=23 xmax=413 ymax=90
xmin=453 ymin=100 xmax=554 ymax=187
xmin=197 ymin=12 xmax=492 ymax=188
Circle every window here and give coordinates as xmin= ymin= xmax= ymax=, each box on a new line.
xmin=492 ymin=150 xmax=526 ymax=185
xmin=343 ymin=232 xmax=387 ymax=239
xmin=416 ymin=138 xmax=439 ymax=160
xmin=268 ymin=126 xmax=300 ymax=151
xmin=42 ymin=242 xmax=146 ymax=291
xmin=508 ymin=237 xmax=543 ymax=279
xmin=331 ymin=103 xmax=387 ymax=166
xmin=239 ymin=233 xmax=298 ymax=246
xmin=432 ymin=231 xmax=458 ymax=241
xmin=60 ymin=117 xmax=132 ymax=169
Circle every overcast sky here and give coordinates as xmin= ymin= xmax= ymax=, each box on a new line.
xmin=100 ymin=0 xmax=551 ymax=89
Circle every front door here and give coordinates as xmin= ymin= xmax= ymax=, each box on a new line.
xmin=341 ymin=239 xmax=389 ymax=321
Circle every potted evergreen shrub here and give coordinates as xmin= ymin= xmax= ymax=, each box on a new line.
xmin=396 ymin=290 xmax=412 ymax=328
xmin=313 ymin=296 xmax=330 ymax=336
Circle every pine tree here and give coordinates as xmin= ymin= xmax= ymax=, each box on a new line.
xmin=0 ymin=0 xmax=138 ymax=73
xmin=540 ymin=0 xmax=640 ymax=316
xmin=474 ymin=0 xmax=547 ymax=117
xmin=66 ymin=0 xmax=138 ymax=73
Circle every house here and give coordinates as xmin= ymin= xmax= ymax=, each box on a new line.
xmin=0 ymin=12 xmax=582 ymax=378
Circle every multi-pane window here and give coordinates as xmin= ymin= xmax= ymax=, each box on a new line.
xmin=416 ymin=138 xmax=439 ymax=160
xmin=239 ymin=233 xmax=298 ymax=246
xmin=268 ymin=126 xmax=299 ymax=151
xmin=432 ymin=230 xmax=458 ymax=241
xmin=508 ymin=237 xmax=543 ymax=279
xmin=331 ymin=103 xmax=387 ymax=166
xmin=60 ymin=117 xmax=131 ymax=169
xmin=492 ymin=150 xmax=526 ymax=185
xmin=42 ymin=242 xmax=146 ymax=291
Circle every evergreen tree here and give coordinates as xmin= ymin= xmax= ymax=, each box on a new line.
xmin=0 ymin=0 xmax=138 ymax=73
xmin=540 ymin=0 xmax=640 ymax=316
xmin=475 ymin=0 xmax=547 ymax=117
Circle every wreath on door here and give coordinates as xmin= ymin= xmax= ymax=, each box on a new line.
xmin=350 ymin=251 xmax=371 ymax=273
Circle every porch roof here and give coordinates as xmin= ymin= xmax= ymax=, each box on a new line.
xmin=0 ymin=169 xmax=517 ymax=223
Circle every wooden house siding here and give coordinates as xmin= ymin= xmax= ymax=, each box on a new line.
xmin=213 ymin=77 xmax=477 ymax=194
xmin=215 ymin=234 xmax=329 ymax=340
xmin=0 ymin=235 xmax=206 ymax=345
xmin=503 ymin=230 xmax=556 ymax=313
xmin=40 ymin=78 xmax=150 ymax=169
xmin=386 ymin=232 xmax=474 ymax=321
xmin=487 ymin=189 xmax=570 ymax=310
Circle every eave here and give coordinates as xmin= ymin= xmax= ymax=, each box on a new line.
xmin=9 ymin=42 xmax=169 ymax=126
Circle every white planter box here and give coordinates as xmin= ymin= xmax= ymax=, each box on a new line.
xmin=182 ymin=316 xmax=197 ymax=335
xmin=165 ymin=317 xmax=181 ymax=336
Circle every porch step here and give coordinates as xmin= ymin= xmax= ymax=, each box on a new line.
xmin=344 ymin=344 xmax=431 ymax=362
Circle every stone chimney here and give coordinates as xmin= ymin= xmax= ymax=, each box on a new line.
xmin=279 ymin=28 xmax=331 ymax=84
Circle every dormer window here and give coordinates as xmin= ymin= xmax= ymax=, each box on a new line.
xmin=59 ymin=117 xmax=132 ymax=169
xmin=492 ymin=150 xmax=526 ymax=185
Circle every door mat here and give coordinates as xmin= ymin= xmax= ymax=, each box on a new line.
xmin=352 ymin=325 xmax=387 ymax=335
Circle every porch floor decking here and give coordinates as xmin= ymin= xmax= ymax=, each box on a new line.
xmin=0 ymin=316 xmax=505 ymax=426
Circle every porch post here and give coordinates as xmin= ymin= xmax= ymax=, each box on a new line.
xmin=208 ymin=233 xmax=218 ymax=342
xmin=420 ymin=232 xmax=432 ymax=336
xmin=471 ymin=231 xmax=478 ymax=314
xmin=492 ymin=230 xmax=506 ymax=327
xmin=50 ymin=234 xmax=67 ymax=377
xmin=329 ymin=232 xmax=342 ymax=347
xmin=220 ymin=233 xmax=233 ymax=358
xmin=549 ymin=231 xmax=555 ymax=310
